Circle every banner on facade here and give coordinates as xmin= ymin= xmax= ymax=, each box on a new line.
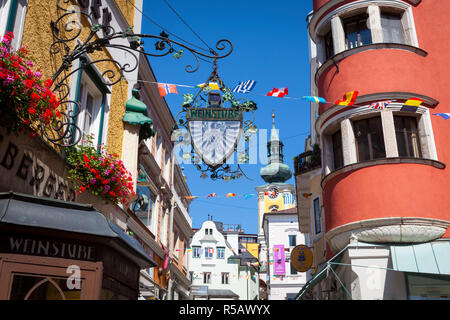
xmin=273 ymin=244 xmax=285 ymax=275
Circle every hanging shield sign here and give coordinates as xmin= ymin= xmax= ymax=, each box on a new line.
xmin=187 ymin=108 xmax=243 ymax=168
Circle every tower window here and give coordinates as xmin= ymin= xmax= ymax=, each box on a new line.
xmin=394 ymin=116 xmax=422 ymax=158
xmin=324 ymin=30 xmax=334 ymax=59
xmin=332 ymin=130 xmax=344 ymax=170
xmin=381 ymin=12 xmax=406 ymax=44
xmin=353 ymin=117 xmax=386 ymax=161
xmin=344 ymin=13 xmax=372 ymax=49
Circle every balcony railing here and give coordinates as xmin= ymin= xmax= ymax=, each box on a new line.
xmin=294 ymin=145 xmax=321 ymax=176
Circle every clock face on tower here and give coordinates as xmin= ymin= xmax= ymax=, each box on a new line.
xmin=268 ymin=187 xmax=279 ymax=199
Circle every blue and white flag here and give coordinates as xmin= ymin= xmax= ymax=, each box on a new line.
xmin=232 ymin=80 xmax=257 ymax=94
xmin=433 ymin=113 xmax=450 ymax=120
xmin=284 ymin=193 xmax=294 ymax=205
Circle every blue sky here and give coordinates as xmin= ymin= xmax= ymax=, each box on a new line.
xmin=141 ymin=1 xmax=314 ymax=234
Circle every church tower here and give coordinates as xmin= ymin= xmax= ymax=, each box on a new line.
xmin=256 ymin=113 xmax=296 ymax=231
xmin=256 ymin=113 xmax=296 ymax=281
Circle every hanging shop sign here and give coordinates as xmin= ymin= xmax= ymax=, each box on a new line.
xmin=187 ymin=107 xmax=243 ymax=169
xmin=290 ymin=245 xmax=313 ymax=273
xmin=173 ymin=65 xmax=258 ymax=180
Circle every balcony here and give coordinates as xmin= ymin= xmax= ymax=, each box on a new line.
xmin=294 ymin=145 xmax=321 ymax=176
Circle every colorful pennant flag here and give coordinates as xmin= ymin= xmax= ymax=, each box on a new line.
xmin=227 ymin=193 xmax=237 ymax=198
xmin=232 ymin=80 xmax=257 ymax=94
xmin=185 ymin=196 xmax=198 ymax=200
xmin=244 ymin=194 xmax=255 ymax=199
xmin=302 ymin=193 xmax=313 ymax=198
xmin=196 ymin=82 xmax=220 ymax=90
xmin=401 ymin=98 xmax=424 ymax=113
xmin=206 ymin=193 xmax=217 ymax=198
xmin=267 ymin=87 xmax=288 ymax=98
xmin=335 ymin=91 xmax=359 ymax=106
xmin=433 ymin=113 xmax=450 ymax=120
xmin=302 ymin=96 xmax=326 ymax=103
xmin=369 ymin=100 xmax=391 ymax=110
xmin=157 ymin=83 xmax=178 ymax=98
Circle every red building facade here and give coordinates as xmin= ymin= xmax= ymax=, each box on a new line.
xmin=309 ymin=0 xmax=450 ymax=257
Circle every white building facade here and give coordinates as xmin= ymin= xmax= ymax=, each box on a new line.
xmin=262 ymin=209 xmax=309 ymax=300
xmin=188 ymin=220 xmax=259 ymax=300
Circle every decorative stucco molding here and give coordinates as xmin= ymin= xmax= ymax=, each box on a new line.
xmin=326 ymin=217 xmax=449 ymax=252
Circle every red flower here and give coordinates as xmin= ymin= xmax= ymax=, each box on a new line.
xmin=102 ymin=179 xmax=109 ymax=185
xmin=5 ymin=31 xmax=14 ymax=39
xmin=28 ymin=107 xmax=36 ymax=114
xmin=109 ymin=191 xmax=116 ymax=197
xmin=79 ymin=186 xmax=86 ymax=193
xmin=44 ymin=79 xmax=53 ymax=88
xmin=31 ymin=92 xmax=40 ymax=101
xmin=83 ymin=154 xmax=90 ymax=163
xmin=24 ymin=79 xmax=34 ymax=88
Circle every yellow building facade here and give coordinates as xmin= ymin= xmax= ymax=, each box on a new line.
xmin=19 ymin=0 xmax=138 ymax=157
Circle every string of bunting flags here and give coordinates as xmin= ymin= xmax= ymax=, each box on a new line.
xmin=127 ymin=78 xmax=450 ymax=119
xmin=184 ymin=190 xmax=288 ymax=200
xmin=185 ymin=193 xmax=256 ymax=200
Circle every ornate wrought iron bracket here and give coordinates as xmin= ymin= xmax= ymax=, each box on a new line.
xmin=45 ymin=0 xmax=233 ymax=147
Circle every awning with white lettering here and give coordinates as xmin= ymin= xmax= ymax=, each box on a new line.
xmin=0 ymin=191 xmax=157 ymax=269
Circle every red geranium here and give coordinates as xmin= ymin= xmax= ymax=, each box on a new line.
xmin=67 ymin=135 xmax=136 ymax=205
xmin=0 ymin=32 xmax=61 ymax=136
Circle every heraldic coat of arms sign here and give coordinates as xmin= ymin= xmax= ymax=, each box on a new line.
xmin=171 ymin=64 xmax=258 ymax=181
xmin=187 ymin=108 xmax=243 ymax=169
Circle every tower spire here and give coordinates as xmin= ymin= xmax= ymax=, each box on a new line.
xmin=260 ymin=113 xmax=292 ymax=184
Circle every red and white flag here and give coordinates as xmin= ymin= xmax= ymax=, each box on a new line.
xmin=158 ymin=83 xmax=178 ymax=98
xmin=267 ymin=87 xmax=288 ymax=98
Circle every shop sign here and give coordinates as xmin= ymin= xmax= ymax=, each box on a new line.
xmin=0 ymin=133 xmax=76 ymax=202
xmin=290 ymin=245 xmax=313 ymax=272
xmin=1 ymin=236 xmax=96 ymax=261
xmin=187 ymin=108 xmax=243 ymax=168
